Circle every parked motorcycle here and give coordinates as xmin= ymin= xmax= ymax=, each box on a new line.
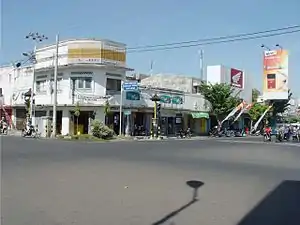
xmin=0 ymin=123 xmax=8 ymax=135
xmin=22 ymin=125 xmax=40 ymax=138
xmin=176 ymin=128 xmax=192 ymax=139
xmin=276 ymin=131 xmax=284 ymax=142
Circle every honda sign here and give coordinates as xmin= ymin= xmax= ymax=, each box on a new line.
xmin=230 ymin=68 xmax=244 ymax=89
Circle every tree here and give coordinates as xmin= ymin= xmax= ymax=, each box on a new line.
xmin=284 ymin=115 xmax=300 ymax=123
xmin=198 ymin=82 xmax=241 ymax=125
xmin=251 ymin=88 xmax=260 ymax=103
xmin=74 ymin=101 xmax=81 ymax=135
xmin=104 ymin=100 xmax=112 ymax=125
xmin=248 ymin=103 xmax=269 ymax=130
xmin=270 ymin=90 xmax=292 ymax=116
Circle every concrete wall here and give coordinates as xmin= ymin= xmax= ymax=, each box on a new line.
xmin=140 ymin=74 xmax=194 ymax=93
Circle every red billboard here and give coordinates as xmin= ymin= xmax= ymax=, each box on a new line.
xmin=230 ymin=68 xmax=244 ymax=89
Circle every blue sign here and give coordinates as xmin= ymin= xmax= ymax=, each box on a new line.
xmin=126 ymin=91 xmax=140 ymax=100
xmin=122 ymin=82 xmax=139 ymax=91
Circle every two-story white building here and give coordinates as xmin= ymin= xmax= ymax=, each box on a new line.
xmin=1 ymin=38 xmax=211 ymax=136
xmin=1 ymin=38 xmax=130 ymax=134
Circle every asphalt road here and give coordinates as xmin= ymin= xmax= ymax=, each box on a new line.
xmin=1 ymin=137 xmax=300 ymax=225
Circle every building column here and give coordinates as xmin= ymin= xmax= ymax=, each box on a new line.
xmin=61 ymin=108 xmax=70 ymax=135
xmin=11 ymin=108 xmax=16 ymax=129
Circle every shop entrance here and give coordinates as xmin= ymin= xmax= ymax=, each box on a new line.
xmin=71 ymin=111 xmax=93 ymax=134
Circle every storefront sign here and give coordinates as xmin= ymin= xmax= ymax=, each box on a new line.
xmin=160 ymin=94 xmax=183 ymax=104
xmin=76 ymin=94 xmax=108 ymax=104
xmin=67 ymin=43 xmax=126 ymax=67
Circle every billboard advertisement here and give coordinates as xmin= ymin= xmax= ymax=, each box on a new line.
xmin=263 ymin=49 xmax=288 ymax=100
xmin=230 ymin=68 xmax=244 ymax=89
xmin=67 ymin=42 xmax=126 ymax=67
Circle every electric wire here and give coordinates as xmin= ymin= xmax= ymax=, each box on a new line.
xmin=127 ymin=25 xmax=300 ymax=50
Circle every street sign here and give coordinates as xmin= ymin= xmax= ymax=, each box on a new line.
xmin=124 ymin=110 xmax=131 ymax=115
xmin=122 ymin=82 xmax=139 ymax=91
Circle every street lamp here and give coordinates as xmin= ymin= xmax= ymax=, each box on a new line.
xmin=24 ymin=32 xmax=48 ymax=126
xmin=261 ymin=44 xmax=271 ymax=51
xmin=26 ymin=32 xmax=48 ymax=41
xmin=276 ymin=44 xmax=283 ymax=50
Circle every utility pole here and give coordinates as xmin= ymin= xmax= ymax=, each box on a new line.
xmin=119 ymin=80 xmax=124 ymax=136
xmin=198 ymin=49 xmax=204 ymax=81
xmin=24 ymin=32 xmax=48 ymax=125
xmin=52 ymin=34 xmax=59 ymax=138
xmin=150 ymin=60 xmax=154 ymax=76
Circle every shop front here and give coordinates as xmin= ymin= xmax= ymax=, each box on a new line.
xmin=188 ymin=112 xmax=210 ymax=135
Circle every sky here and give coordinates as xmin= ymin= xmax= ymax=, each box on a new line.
xmin=1 ymin=0 xmax=300 ymax=96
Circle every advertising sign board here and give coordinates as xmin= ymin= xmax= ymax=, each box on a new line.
xmin=230 ymin=68 xmax=244 ymax=89
xmin=263 ymin=49 xmax=289 ymax=100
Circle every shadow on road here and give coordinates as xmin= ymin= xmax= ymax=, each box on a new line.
xmin=151 ymin=180 xmax=204 ymax=225
xmin=237 ymin=180 xmax=300 ymax=225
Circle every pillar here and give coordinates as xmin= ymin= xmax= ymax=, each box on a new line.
xmin=11 ymin=108 xmax=16 ymax=129
xmin=61 ymin=108 xmax=70 ymax=135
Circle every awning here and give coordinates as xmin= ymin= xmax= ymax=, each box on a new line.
xmin=191 ymin=112 xmax=209 ymax=119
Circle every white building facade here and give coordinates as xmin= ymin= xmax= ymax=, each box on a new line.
xmin=1 ymin=39 xmax=210 ymax=136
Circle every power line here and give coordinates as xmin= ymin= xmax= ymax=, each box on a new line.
xmin=127 ymin=25 xmax=300 ymax=50
xmin=127 ymin=29 xmax=300 ymax=53
xmin=0 ymin=58 xmax=31 ymax=76
xmin=1 ymin=26 xmax=299 ymax=67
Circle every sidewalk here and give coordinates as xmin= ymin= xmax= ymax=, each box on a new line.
xmin=6 ymin=129 xmax=22 ymax=136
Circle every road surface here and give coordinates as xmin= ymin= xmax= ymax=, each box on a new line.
xmin=1 ymin=136 xmax=300 ymax=225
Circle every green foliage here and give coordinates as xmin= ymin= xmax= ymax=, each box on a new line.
xmin=251 ymin=88 xmax=260 ymax=103
xmin=57 ymin=134 xmax=104 ymax=141
xmin=270 ymin=90 xmax=292 ymax=116
xmin=74 ymin=101 xmax=81 ymax=134
xmin=104 ymin=100 xmax=112 ymax=116
xmin=248 ymin=103 xmax=269 ymax=121
xmin=74 ymin=101 xmax=81 ymax=117
xmin=198 ymin=82 xmax=241 ymax=121
xmin=284 ymin=116 xmax=300 ymax=123
xmin=91 ymin=120 xmax=115 ymax=139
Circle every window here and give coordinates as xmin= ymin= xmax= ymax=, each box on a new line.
xmin=50 ymin=78 xmax=63 ymax=90
xmin=74 ymin=77 xmax=93 ymax=89
xmin=106 ymin=78 xmax=121 ymax=91
xmin=85 ymin=78 xmax=92 ymax=89
xmin=78 ymin=79 xmax=84 ymax=88
xmin=36 ymin=81 xmax=47 ymax=93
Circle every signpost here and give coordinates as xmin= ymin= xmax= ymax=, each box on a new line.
xmin=119 ymin=81 xmax=139 ymax=136
xmin=122 ymin=81 xmax=139 ymax=91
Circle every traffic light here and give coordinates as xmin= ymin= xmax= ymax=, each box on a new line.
xmin=24 ymin=95 xmax=31 ymax=113
xmin=157 ymin=103 xmax=161 ymax=117
xmin=23 ymin=89 xmax=32 ymax=114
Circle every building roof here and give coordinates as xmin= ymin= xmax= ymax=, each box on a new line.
xmin=36 ymin=38 xmax=126 ymax=52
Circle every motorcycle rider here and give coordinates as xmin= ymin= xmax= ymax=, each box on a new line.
xmin=0 ymin=116 xmax=7 ymax=133
xmin=264 ymin=125 xmax=272 ymax=141
xmin=24 ymin=118 xmax=33 ymax=135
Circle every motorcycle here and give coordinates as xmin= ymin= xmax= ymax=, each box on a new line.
xmin=185 ymin=128 xmax=192 ymax=138
xmin=176 ymin=128 xmax=192 ymax=139
xmin=209 ymin=127 xmax=224 ymax=137
xmin=263 ymin=132 xmax=272 ymax=142
xmin=291 ymin=131 xmax=300 ymax=142
xmin=22 ymin=125 xmax=39 ymax=138
xmin=0 ymin=123 xmax=8 ymax=135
